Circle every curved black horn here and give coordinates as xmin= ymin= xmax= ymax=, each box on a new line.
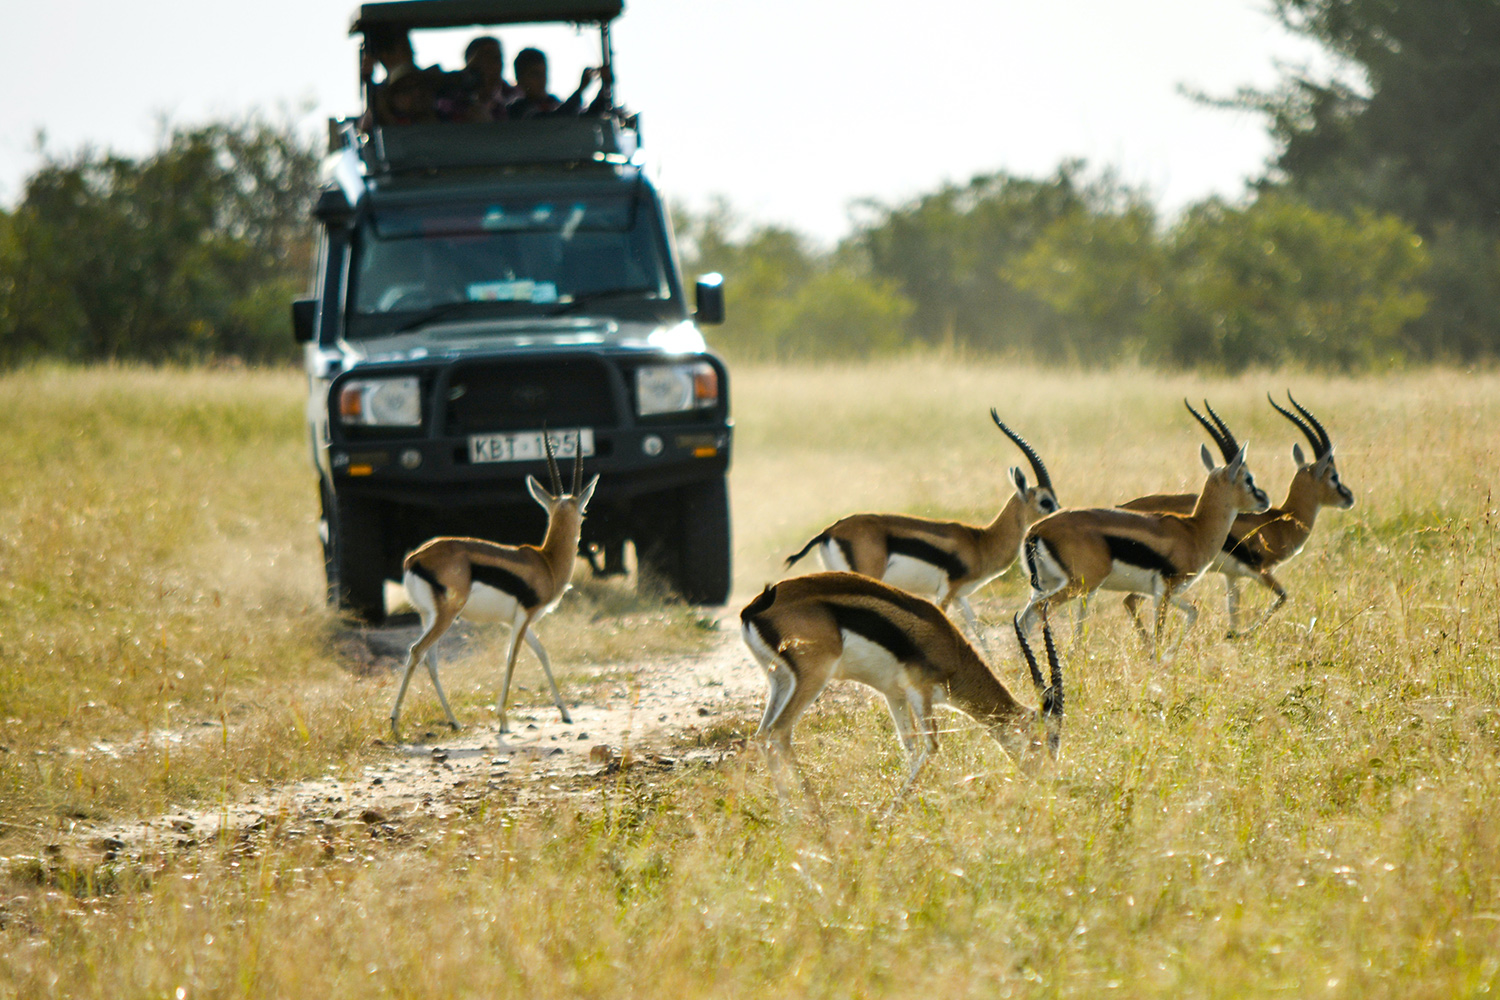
xmin=542 ymin=424 xmax=563 ymax=494
xmin=572 ymin=436 xmax=584 ymax=495
xmin=1184 ymin=399 xmax=1233 ymax=462
xmin=1014 ymin=614 xmax=1047 ymax=702
xmin=1287 ymin=392 xmax=1332 ymax=457
xmin=990 ymin=408 xmax=1052 ymax=490
xmin=1267 ymin=392 xmax=1324 ymax=458
xmin=1201 ymin=399 xmax=1242 ymax=460
xmin=1043 ymin=613 xmax=1063 ymax=720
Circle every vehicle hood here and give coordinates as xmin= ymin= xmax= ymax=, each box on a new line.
xmin=340 ymin=316 xmax=708 ymax=364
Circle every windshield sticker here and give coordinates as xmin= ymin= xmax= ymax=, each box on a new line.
xmin=467 ymin=280 xmax=558 ymax=304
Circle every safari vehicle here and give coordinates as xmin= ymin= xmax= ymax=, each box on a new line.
xmin=293 ymin=0 xmax=732 ymax=622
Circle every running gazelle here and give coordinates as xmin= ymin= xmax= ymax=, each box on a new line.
xmin=1118 ymin=393 xmax=1354 ymax=635
xmin=783 ymin=410 xmax=1059 ymax=639
xmin=1018 ymin=401 xmax=1271 ymax=660
xmin=391 ymin=432 xmax=598 ymax=735
xmin=740 ymin=571 xmax=1064 ymax=810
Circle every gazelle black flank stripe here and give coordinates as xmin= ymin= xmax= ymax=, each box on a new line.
xmin=826 ymin=600 xmax=926 ymax=668
xmin=1104 ymin=534 xmax=1180 ymax=577
xmin=408 ymin=562 xmax=447 ymax=598
xmin=469 ymin=562 xmax=542 ymax=608
xmin=886 ymin=534 xmax=969 ymax=581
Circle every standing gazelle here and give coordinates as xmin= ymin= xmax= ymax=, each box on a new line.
xmin=740 ymin=571 xmax=1064 ymax=809
xmin=783 ymin=410 xmax=1059 ymax=639
xmin=391 ymin=433 xmax=599 ymax=735
xmin=1018 ymin=401 xmax=1271 ymax=660
xmin=1118 ymin=393 xmax=1355 ymax=635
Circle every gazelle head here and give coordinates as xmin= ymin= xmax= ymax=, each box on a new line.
xmin=990 ymin=409 xmax=1060 ymax=521
xmin=1186 ymin=399 xmax=1271 ymax=515
xmin=1270 ymin=392 xmax=1354 ymax=510
xmin=526 ymin=428 xmax=600 ymax=522
xmin=1001 ymin=612 xmax=1064 ymax=774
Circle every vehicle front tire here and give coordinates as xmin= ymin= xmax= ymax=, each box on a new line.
xmin=636 ymin=477 xmax=732 ymax=605
xmin=325 ymin=486 xmax=388 ymax=624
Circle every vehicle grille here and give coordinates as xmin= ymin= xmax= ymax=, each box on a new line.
xmin=443 ymin=358 xmax=618 ymax=436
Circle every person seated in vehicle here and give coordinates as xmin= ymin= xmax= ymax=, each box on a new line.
xmin=507 ymin=47 xmax=614 ymax=120
xmin=462 ymin=35 xmax=518 ymax=122
xmin=361 ymin=26 xmax=445 ymax=127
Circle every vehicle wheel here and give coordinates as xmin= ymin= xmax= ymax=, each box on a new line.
xmin=677 ymin=477 xmax=732 ymax=604
xmin=327 ymin=489 xmax=388 ymax=623
xmin=635 ymin=478 xmax=731 ymax=605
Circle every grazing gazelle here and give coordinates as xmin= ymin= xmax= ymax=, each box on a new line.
xmin=739 ymin=571 xmax=1064 ymax=809
xmin=1118 ymin=393 xmax=1355 ymax=636
xmin=783 ymin=410 xmax=1060 ymax=638
xmin=390 ymin=432 xmax=599 ymax=735
xmin=1018 ymin=401 xmax=1271 ymax=660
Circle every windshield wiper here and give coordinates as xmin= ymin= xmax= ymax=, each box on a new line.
xmin=548 ymin=286 xmax=661 ymax=315
xmin=390 ymin=300 xmax=490 ymax=334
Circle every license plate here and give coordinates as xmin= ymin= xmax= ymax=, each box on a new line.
xmin=468 ymin=428 xmax=595 ymax=464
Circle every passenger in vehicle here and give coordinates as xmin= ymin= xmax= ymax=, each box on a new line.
xmin=507 ymin=47 xmax=614 ymax=119
xmin=361 ymin=26 xmax=444 ymax=127
xmin=463 ymin=36 xmax=518 ymax=122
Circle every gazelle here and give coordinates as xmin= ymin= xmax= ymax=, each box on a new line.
xmin=1118 ymin=393 xmax=1354 ymax=636
xmin=783 ymin=410 xmax=1059 ymax=639
xmin=1017 ymin=401 xmax=1271 ymax=660
xmin=391 ymin=432 xmax=599 ymax=735
xmin=739 ymin=571 xmax=1064 ymax=809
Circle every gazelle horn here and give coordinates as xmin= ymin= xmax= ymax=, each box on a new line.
xmin=991 ymin=409 xmax=1052 ymax=490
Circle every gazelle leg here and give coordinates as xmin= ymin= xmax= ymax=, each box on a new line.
xmin=1240 ymin=571 xmax=1288 ymax=636
xmin=392 ymin=603 xmax=460 ymax=734
xmin=1164 ymin=591 xmax=1198 ymax=660
xmin=892 ymin=684 xmax=937 ymax=802
xmin=523 ymin=629 xmax=572 ymax=724
xmin=757 ymin=658 xmax=831 ymax=816
xmin=1224 ymin=577 xmax=1242 ymax=637
xmin=955 ymin=594 xmax=990 ymax=651
xmin=422 ymin=647 xmax=462 ymax=730
xmin=1123 ymin=593 xmax=1151 ymax=644
xmin=495 ymin=610 xmax=531 ymax=734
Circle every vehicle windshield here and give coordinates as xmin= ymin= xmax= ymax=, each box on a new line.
xmin=346 ymin=188 xmax=675 ymax=339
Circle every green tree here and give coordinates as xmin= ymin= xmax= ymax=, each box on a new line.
xmin=1220 ymin=0 xmax=1500 ymax=361
xmin=673 ymin=201 xmax=912 ymax=361
xmin=0 ymin=116 xmax=319 ymax=366
xmin=1147 ymin=195 xmax=1429 ymax=371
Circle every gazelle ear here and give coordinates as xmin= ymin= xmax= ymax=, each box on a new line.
xmin=526 ymin=474 xmax=554 ymax=507
xmin=1009 ymin=466 xmax=1028 ymax=496
xmin=1226 ymin=442 xmax=1248 ymax=476
xmin=576 ymin=474 xmax=600 ymax=512
xmin=1200 ymin=442 xmax=1216 ymax=471
xmin=1292 ymin=442 xmax=1307 ymax=467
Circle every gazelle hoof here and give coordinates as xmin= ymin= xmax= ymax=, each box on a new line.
xmin=448 ymin=721 xmax=462 ymax=731
xmin=560 ymin=712 xmax=574 ymax=725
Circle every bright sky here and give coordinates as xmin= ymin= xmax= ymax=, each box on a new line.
xmin=2 ymin=0 xmax=1332 ymax=245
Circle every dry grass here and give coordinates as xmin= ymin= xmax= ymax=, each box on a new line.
xmin=2 ymin=360 xmax=1499 ymax=998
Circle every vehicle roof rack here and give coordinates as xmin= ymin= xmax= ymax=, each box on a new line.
xmin=364 ymin=118 xmax=637 ymax=174
xmin=350 ymin=0 xmax=623 ymax=33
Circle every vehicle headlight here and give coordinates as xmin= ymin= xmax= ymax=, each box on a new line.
xmin=338 ymin=377 xmax=423 ymax=427
xmin=635 ymin=362 xmax=718 ymax=416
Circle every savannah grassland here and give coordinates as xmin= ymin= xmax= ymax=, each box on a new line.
xmin=0 ymin=361 xmax=1497 ymax=998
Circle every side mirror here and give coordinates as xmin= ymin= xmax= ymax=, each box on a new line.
xmin=292 ymin=298 xmax=318 ymax=343
xmin=694 ymin=273 xmax=724 ymax=326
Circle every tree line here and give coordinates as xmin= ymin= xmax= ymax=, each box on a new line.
xmin=1 ymin=0 xmax=1495 ymax=370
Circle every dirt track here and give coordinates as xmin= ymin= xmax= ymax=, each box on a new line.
xmin=87 ymin=618 xmax=765 ymax=855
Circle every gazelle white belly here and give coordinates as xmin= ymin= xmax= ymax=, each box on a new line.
xmin=881 ymin=554 xmax=947 ymax=600
xmin=459 ymin=580 xmax=524 ymax=622
xmin=1097 ymin=561 xmax=1166 ymax=597
xmin=834 ymin=631 xmax=912 ymax=690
